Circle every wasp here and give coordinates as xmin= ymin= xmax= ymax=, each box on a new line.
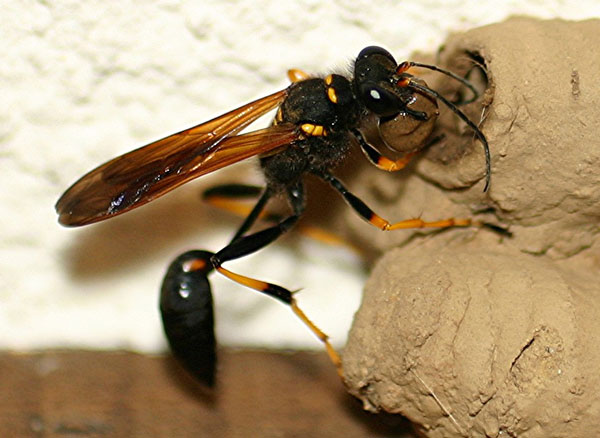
xmin=56 ymin=46 xmax=489 ymax=383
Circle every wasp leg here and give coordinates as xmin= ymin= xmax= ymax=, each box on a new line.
xmin=353 ymin=129 xmax=447 ymax=172
xmin=353 ymin=128 xmax=416 ymax=171
xmin=287 ymin=69 xmax=310 ymax=83
xmin=214 ymin=266 xmax=342 ymax=374
xmin=203 ymin=183 xmax=361 ymax=254
xmin=203 ymin=183 xmax=264 ymax=213
xmin=210 ymin=231 xmax=344 ymax=374
xmin=203 ymin=185 xmax=273 ymax=243
xmin=204 ymin=183 xmax=287 ymax=227
xmin=233 ymin=188 xmax=271 ymax=242
xmin=203 ymin=184 xmax=279 ymax=241
xmin=212 ymin=181 xmax=305 ymax=264
xmin=206 ymin=182 xmax=344 ymax=375
xmin=213 ymin=264 xmax=343 ymax=376
xmin=321 ymin=172 xmax=472 ymax=231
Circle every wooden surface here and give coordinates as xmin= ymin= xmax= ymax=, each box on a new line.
xmin=1 ymin=349 xmax=414 ymax=437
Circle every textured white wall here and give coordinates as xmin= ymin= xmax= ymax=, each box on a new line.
xmin=2 ymin=0 xmax=599 ymax=353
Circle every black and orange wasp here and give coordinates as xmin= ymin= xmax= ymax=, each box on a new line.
xmin=56 ymin=46 xmax=490 ymax=385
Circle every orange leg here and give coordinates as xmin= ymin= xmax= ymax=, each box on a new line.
xmin=287 ymin=68 xmax=310 ymax=83
xmin=202 ymin=184 xmax=345 ymax=375
xmin=215 ymin=260 xmax=343 ymax=376
xmin=203 ymin=184 xmax=273 ymax=221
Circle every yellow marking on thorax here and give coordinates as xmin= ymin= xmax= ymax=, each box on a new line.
xmin=324 ymin=74 xmax=338 ymax=104
xmin=301 ymin=123 xmax=327 ymax=137
xmin=327 ymin=87 xmax=338 ymax=104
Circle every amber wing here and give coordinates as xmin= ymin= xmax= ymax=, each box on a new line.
xmin=56 ymin=89 xmax=297 ymax=226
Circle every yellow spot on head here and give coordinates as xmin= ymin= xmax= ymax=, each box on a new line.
xmin=324 ymin=74 xmax=333 ymax=85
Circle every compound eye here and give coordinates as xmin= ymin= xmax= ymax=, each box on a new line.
xmin=354 ymin=46 xmax=398 ymax=90
xmin=357 ymin=46 xmax=397 ymax=66
xmin=359 ymin=82 xmax=402 ymax=117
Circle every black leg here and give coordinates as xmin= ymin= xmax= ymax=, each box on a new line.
xmin=203 ymin=182 xmax=359 ymax=254
xmin=319 ymin=172 xmax=471 ymax=231
xmin=229 ymin=188 xmax=271 ymax=242
xmin=204 ymin=182 xmax=342 ymax=372
xmin=202 ymin=183 xmax=263 ymax=200
xmin=202 ymin=183 xmax=272 ymax=243
xmin=211 ymin=181 xmax=305 ymax=272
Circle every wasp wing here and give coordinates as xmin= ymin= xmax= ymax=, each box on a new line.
xmin=56 ymin=89 xmax=297 ymax=226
